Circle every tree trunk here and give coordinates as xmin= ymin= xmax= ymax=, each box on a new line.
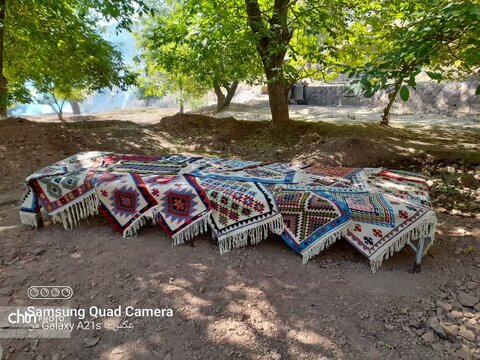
xmin=179 ymin=100 xmax=184 ymax=114
xmin=0 ymin=0 xmax=7 ymax=118
xmin=267 ymin=81 xmax=290 ymax=127
xmin=214 ymin=84 xmax=226 ymax=112
xmin=214 ymin=81 xmax=238 ymax=112
xmin=223 ymin=81 xmax=238 ymax=108
xmin=245 ymin=0 xmax=292 ymax=128
xmin=49 ymin=96 xmax=66 ymax=123
xmin=69 ymin=100 xmax=81 ymax=115
xmin=381 ymin=82 xmax=402 ymax=126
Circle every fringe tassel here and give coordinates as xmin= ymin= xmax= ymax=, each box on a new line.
xmin=123 ymin=208 xmax=156 ymax=238
xmin=217 ymin=214 xmax=285 ymax=254
xmin=301 ymin=221 xmax=351 ymax=264
xmin=369 ymin=212 xmax=437 ymax=273
xmin=51 ymin=192 xmax=99 ymax=230
xmin=123 ymin=208 xmax=211 ymax=244
xmin=172 ymin=214 xmax=210 ymax=246
xmin=19 ymin=211 xmax=40 ymax=227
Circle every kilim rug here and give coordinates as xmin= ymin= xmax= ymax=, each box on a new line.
xmin=20 ymin=152 xmax=107 ymax=228
xmin=195 ymin=177 xmax=284 ymax=253
xmin=94 ymin=172 xmax=211 ymax=243
xmin=20 ymin=152 xmax=437 ymax=272
xmin=273 ymin=189 xmax=351 ymax=263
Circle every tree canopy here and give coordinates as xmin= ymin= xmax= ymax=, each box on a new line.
xmin=1 ymin=0 xmax=478 ymax=125
xmin=343 ymin=0 xmax=480 ymax=125
xmin=0 ymin=0 xmax=147 ymax=117
xmin=136 ymin=0 xmax=262 ymax=112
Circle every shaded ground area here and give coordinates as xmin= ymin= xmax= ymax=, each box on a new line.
xmin=0 ymin=113 xmax=479 ymax=359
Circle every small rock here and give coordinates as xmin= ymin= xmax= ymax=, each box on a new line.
xmin=398 ymin=307 xmax=409 ymax=315
xmin=90 ymin=281 xmax=98 ymax=288
xmin=459 ymin=327 xmax=476 ymax=342
xmin=463 ymin=311 xmax=474 ymax=319
xmin=442 ymin=323 xmax=458 ymax=338
xmin=83 ymin=335 xmax=100 ymax=347
xmin=458 ymin=292 xmax=479 ymax=307
xmin=465 ymin=281 xmax=477 ymax=290
xmin=33 ymin=248 xmax=46 ymax=256
xmin=457 ymin=344 xmax=472 ymax=360
xmin=421 ymin=331 xmax=436 ymax=342
xmin=448 ymin=310 xmax=463 ymax=321
xmin=124 ymin=273 xmax=131 ymax=279
xmin=384 ymin=324 xmax=394 ymax=331
xmin=270 ymin=351 xmax=282 ymax=360
xmin=436 ymin=301 xmax=453 ymax=311
xmin=454 ymin=247 xmax=464 ymax=255
xmin=164 ymin=353 xmax=172 ymax=360
xmin=401 ymin=325 xmax=414 ymax=335
xmin=428 ymin=317 xmax=446 ymax=338
xmin=49 ymin=278 xmax=55 ymax=283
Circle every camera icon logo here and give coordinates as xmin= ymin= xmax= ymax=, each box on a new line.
xmin=28 ymin=286 xmax=73 ymax=299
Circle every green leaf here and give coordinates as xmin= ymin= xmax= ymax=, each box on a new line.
xmin=360 ymin=77 xmax=371 ymax=89
xmin=426 ymin=71 xmax=442 ymax=81
xmin=348 ymin=82 xmax=363 ymax=97
xmin=400 ymin=85 xmax=410 ymax=101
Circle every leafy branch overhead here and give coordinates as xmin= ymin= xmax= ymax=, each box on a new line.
xmin=343 ymin=0 xmax=480 ymax=125
xmin=0 ymin=0 xmax=148 ymax=118
xmin=136 ymin=0 xmax=262 ymax=112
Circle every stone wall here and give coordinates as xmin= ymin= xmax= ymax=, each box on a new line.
xmin=305 ymin=82 xmax=480 ymax=113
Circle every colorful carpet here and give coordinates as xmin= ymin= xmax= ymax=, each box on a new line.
xmin=20 ymin=152 xmax=437 ymax=272
xmin=196 ymin=177 xmax=284 ymax=253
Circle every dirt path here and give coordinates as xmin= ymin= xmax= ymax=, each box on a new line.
xmin=0 ymin=113 xmax=479 ymax=359
xmin=25 ymin=102 xmax=480 ymax=130
xmin=203 ymin=100 xmax=480 ymax=130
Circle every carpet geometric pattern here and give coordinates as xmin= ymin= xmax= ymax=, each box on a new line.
xmin=20 ymin=152 xmax=437 ymax=272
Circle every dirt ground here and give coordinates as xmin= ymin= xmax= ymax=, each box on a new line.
xmin=0 ymin=111 xmax=479 ymax=360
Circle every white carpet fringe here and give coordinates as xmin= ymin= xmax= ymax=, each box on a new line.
xmin=301 ymin=221 xmax=352 ymax=264
xmin=123 ymin=207 xmax=211 ymax=244
xmin=19 ymin=211 xmax=40 ymax=227
xmin=123 ymin=210 xmax=155 ymax=238
xmin=51 ymin=192 xmax=99 ymax=229
xmin=216 ymin=214 xmax=285 ymax=254
xmin=369 ymin=211 xmax=438 ymax=273
xmin=172 ymin=213 xmax=210 ymax=246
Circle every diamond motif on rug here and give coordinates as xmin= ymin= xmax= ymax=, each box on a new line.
xmin=112 ymin=188 xmax=138 ymax=215
xmin=137 ymin=175 xmax=211 ymax=238
xmin=21 ymin=153 xmax=437 ymax=273
xmin=274 ymin=190 xmax=351 ymax=261
xmin=197 ymin=177 xmax=283 ymax=251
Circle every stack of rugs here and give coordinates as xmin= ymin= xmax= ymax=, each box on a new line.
xmin=20 ymin=152 xmax=437 ymax=272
